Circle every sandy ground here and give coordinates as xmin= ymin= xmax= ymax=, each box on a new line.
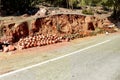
xmin=1 ymin=30 xmax=120 ymax=61
xmin=0 ymin=31 xmax=116 ymax=74
xmin=0 ymin=33 xmax=104 ymax=59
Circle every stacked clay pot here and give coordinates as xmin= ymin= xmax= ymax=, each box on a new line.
xmin=17 ymin=34 xmax=66 ymax=49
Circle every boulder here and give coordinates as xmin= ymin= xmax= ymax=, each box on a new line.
xmin=3 ymin=46 xmax=9 ymax=52
xmin=17 ymin=45 xmax=24 ymax=50
xmin=35 ymin=8 xmax=47 ymax=17
xmin=8 ymin=45 xmax=15 ymax=51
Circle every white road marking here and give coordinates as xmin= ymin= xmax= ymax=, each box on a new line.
xmin=0 ymin=39 xmax=111 ymax=78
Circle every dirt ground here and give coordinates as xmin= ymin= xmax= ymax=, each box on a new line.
xmin=0 ymin=30 xmax=120 ymax=74
xmin=0 ymin=33 xmax=102 ymax=73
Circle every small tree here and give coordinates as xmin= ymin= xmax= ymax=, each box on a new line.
xmin=1 ymin=0 xmax=37 ymax=15
xmin=84 ymin=0 xmax=101 ymax=6
xmin=105 ymin=0 xmax=120 ymax=19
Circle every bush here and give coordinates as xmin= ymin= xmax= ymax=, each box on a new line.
xmin=96 ymin=10 xmax=108 ymax=14
xmin=0 ymin=0 xmax=38 ymax=15
xmin=82 ymin=9 xmax=94 ymax=15
xmin=95 ymin=27 xmax=105 ymax=34
xmin=90 ymin=31 xmax=97 ymax=36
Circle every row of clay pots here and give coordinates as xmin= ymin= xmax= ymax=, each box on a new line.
xmin=17 ymin=34 xmax=69 ymax=50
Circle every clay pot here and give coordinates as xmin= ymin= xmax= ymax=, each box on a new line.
xmin=26 ymin=42 xmax=30 ymax=48
xmin=48 ymin=40 xmax=51 ymax=44
xmin=31 ymin=42 xmax=34 ymax=46
xmin=42 ymin=35 xmax=45 ymax=39
xmin=32 ymin=39 xmax=35 ymax=42
xmin=41 ymin=40 xmax=44 ymax=46
xmin=33 ymin=37 xmax=36 ymax=40
xmin=46 ymin=40 xmax=49 ymax=45
xmin=18 ymin=45 xmax=24 ymax=50
xmin=30 ymin=43 xmax=32 ymax=47
xmin=52 ymin=41 xmax=55 ymax=44
xmin=24 ymin=38 xmax=26 ymax=41
xmin=26 ymin=39 xmax=29 ymax=42
xmin=65 ymin=38 xmax=70 ymax=42
xmin=34 ymin=42 xmax=37 ymax=47
xmin=37 ymin=42 xmax=41 ymax=46
xmin=24 ymin=41 xmax=28 ymax=45
xmin=36 ymin=38 xmax=39 ymax=41
xmin=19 ymin=38 xmax=23 ymax=41
xmin=18 ymin=42 xmax=21 ymax=46
xmin=29 ymin=40 xmax=32 ymax=43
xmin=21 ymin=42 xmax=25 ymax=46
xmin=44 ymin=40 xmax=47 ymax=45
xmin=42 ymin=40 xmax=44 ymax=45
xmin=55 ymin=39 xmax=58 ymax=43
xmin=28 ymin=37 xmax=32 ymax=40
xmin=26 ymin=45 xmax=30 ymax=48
xmin=46 ymin=34 xmax=49 ymax=38
xmin=39 ymin=35 xmax=42 ymax=39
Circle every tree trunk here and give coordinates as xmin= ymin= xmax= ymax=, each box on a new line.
xmin=66 ymin=0 xmax=69 ymax=8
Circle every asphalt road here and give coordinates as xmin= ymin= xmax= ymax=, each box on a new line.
xmin=0 ymin=33 xmax=120 ymax=80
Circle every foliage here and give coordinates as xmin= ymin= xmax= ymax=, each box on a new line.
xmin=103 ymin=0 xmax=120 ymax=19
xmin=82 ymin=9 xmax=94 ymax=15
xmin=84 ymin=0 xmax=101 ymax=6
xmin=0 ymin=0 xmax=111 ymax=11
xmin=94 ymin=27 xmax=105 ymax=34
xmin=0 ymin=0 xmax=38 ymax=15
xmin=56 ymin=24 xmax=61 ymax=32
xmin=0 ymin=0 xmax=120 ymax=19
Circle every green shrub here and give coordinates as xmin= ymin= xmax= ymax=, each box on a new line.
xmin=82 ymin=9 xmax=94 ymax=15
xmin=90 ymin=31 xmax=97 ymax=36
xmin=56 ymin=24 xmax=61 ymax=32
xmin=95 ymin=27 xmax=105 ymax=34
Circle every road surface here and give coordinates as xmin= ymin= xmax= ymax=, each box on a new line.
xmin=0 ymin=33 xmax=120 ymax=80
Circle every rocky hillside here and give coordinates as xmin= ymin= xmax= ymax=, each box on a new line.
xmin=0 ymin=14 xmax=117 ymax=44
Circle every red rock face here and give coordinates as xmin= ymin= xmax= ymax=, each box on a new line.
xmin=85 ymin=16 xmax=93 ymax=23
xmin=0 ymin=22 xmax=29 ymax=43
xmin=0 ymin=14 xmax=116 ymax=44
xmin=30 ymin=18 xmax=41 ymax=34
xmin=13 ymin=22 xmax=29 ymax=42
